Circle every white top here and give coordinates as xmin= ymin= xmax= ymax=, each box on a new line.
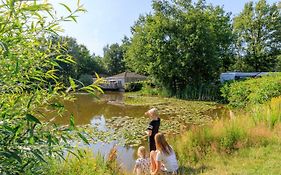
xmin=135 ymin=157 xmax=150 ymax=175
xmin=156 ymin=148 xmax=178 ymax=172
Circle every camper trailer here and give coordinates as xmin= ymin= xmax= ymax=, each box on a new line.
xmin=220 ymin=72 xmax=267 ymax=83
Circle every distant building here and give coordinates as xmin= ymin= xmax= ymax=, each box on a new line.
xmin=100 ymin=72 xmax=147 ymax=90
xmin=220 ymin=72 xmax=268 ymax=83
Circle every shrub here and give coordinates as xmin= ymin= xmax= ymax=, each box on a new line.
xmin=124 ymin=81 xmax=143 ymax=92
xmin=79 ymin=74 xmax=94 ymax=86
xmin=221 ymin=73 xmax=281 ymax=108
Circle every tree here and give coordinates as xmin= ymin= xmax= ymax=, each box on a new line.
xmin=125 ymin=0 xmax=233 ymax=95
xmin=47 ymin=35 xmax=104 ymax=83
xmin=233 ymin=0 xmax=281 ymax=71
xmin=0 ymin=1 xmax=97 ymax=174
xmin=103 ymin=43 xmax=126 ymax=75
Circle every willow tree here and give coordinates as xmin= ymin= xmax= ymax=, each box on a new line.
xmin=0 ymin=1 xmax=98 ymax=174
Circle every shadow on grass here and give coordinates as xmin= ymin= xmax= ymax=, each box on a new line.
xmin=178 ymin=165 xmax=210 ymax=175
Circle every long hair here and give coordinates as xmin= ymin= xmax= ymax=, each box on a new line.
xmin=155 ymin=133 xmax=172 ymax=155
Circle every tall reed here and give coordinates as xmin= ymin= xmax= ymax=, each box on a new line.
xmin=174 ymin=97 xmax=281 ymax=165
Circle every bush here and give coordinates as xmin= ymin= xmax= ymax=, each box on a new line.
xmin=79 ymin=74 xmax=94 ymax=86
xmin=221 ymin=73 xmax=281 ymax=108
xmin=124 ymin=81 xmax=143 ymax=92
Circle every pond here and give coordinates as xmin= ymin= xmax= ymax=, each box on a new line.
xmin=47 ymin=92 xmax=229 ymax=172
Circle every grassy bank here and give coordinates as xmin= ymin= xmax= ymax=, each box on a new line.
xmin=174 ymin=96 xmax=281 ymax=174
xmin=176 ymin=143 xmax=281 ymax=174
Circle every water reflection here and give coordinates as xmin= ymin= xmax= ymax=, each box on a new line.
xmin=50 ymin=92 xmax=146 ymax=172
xmin=90 ymin=115 xmax=108 ymax=131
xmin=50 ymin=92 xmax=149 ymax=125
xmin=90 ymin=142 xmax=136 ymax=172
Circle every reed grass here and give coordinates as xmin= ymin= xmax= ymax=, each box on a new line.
xmin=174 ymin=97 xmax=281 ymax=165
xmin=44 ymin=147 xmax=126 ymax=175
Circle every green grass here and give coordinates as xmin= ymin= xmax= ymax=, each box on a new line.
xmin=200 ymin=144 xmax=281 ymax=175
xmin=173 ymin=96 xmax=281 ymax=174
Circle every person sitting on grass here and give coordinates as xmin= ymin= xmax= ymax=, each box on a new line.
xmin=150 ymin=133 xmax=179 ymax=175
xmin=133 ymin=146 xmax=150 ymax=175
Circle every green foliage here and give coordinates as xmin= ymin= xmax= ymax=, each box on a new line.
xmin=44 ymin=150 xmax=125 ymax=175
xmin=252 ymin=97 xmax=281 ymax=129
xmin=174 ymin=83 xmax=221 ymax=101
xmin=125 ymin=0 xmax=233 ymax=95
xmin=78 ymin=74 xmax=94 ymax=87
xmin=175 ymin=97 xmax=281 ymax=166
xmin=124 ymin=81 xmax=143 ymax=92
xmin=276 ymin=55 xmax=281 ymax=71
xmin=46 ymin=35 xmax=104 ymax=84
xmin=220 ymin=123 xmax=246 ymax=151
xmin=0 ymin=0 xmax=100 ymax=174
xmin=221 ymin=73 xmax=281 ymax=108
xmin=233 ymin=0 xmax=281 ymax=71
xmin=103 ymin=43 xmax=126 ymax=75
xmin=140 ymin=86 xmax=161 ymax=96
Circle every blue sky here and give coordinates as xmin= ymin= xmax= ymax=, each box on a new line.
xmin=50 ymin=0 xmax=278 ymax=56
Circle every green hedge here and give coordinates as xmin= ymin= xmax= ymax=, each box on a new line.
xmin=221 ymin=73 xmax=281 ymax=108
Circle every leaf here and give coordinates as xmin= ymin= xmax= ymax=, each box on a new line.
xmin=65 ymin=55 xmax=76 ymax=64
xmin=61 ymin=135 xmax=68 ymax=143
xmin=69 ymin=15 xmax=77 ymax=23
xmin=0 ymin=41 xmax=8 ymax=55
xmin=26 ymin=114 xmax=41 ymax=124
xmin=8 ymin=151 xmax=22 ymax=163
xmin=27 ymin=93 xmax=36 ymax=109
xmin=92 ymin=85 xmax=104 ymax=94
xmin=31 ymin=150 xmax=47 ymax=163
xmin=77 ymin=132 xmax=89 ymax=145
xmin=69 ymin=114 xmax=75 ymax=130
xmin=69 ymin=77 xmax=77 ymax=92
xmin=59 ymin=3 xmax=72 ymax=13
xmin=67 ymin=150 xmax=80 ymax=159
xmin=50 ymin=102 xmax=64 ymax=109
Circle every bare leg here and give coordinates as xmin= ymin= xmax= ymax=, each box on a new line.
xmin=150 ymin=151 xmax=157 ymax=172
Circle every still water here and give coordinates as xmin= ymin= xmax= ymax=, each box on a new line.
xmin=48 ymin=92 xmax=228 ymax=172
xmin=50 ymin=92 xmax=150 ymax=172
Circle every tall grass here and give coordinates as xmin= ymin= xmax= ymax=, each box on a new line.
xmin=135 ymin=80 xmax=221 ymax=101
xmin=44 ymin=147 xmax=126 ymax=175
xmin=174 ymin=97 xmax=281 ymax=167
xmin=174 ymin=83 xmax=221 ymax=101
